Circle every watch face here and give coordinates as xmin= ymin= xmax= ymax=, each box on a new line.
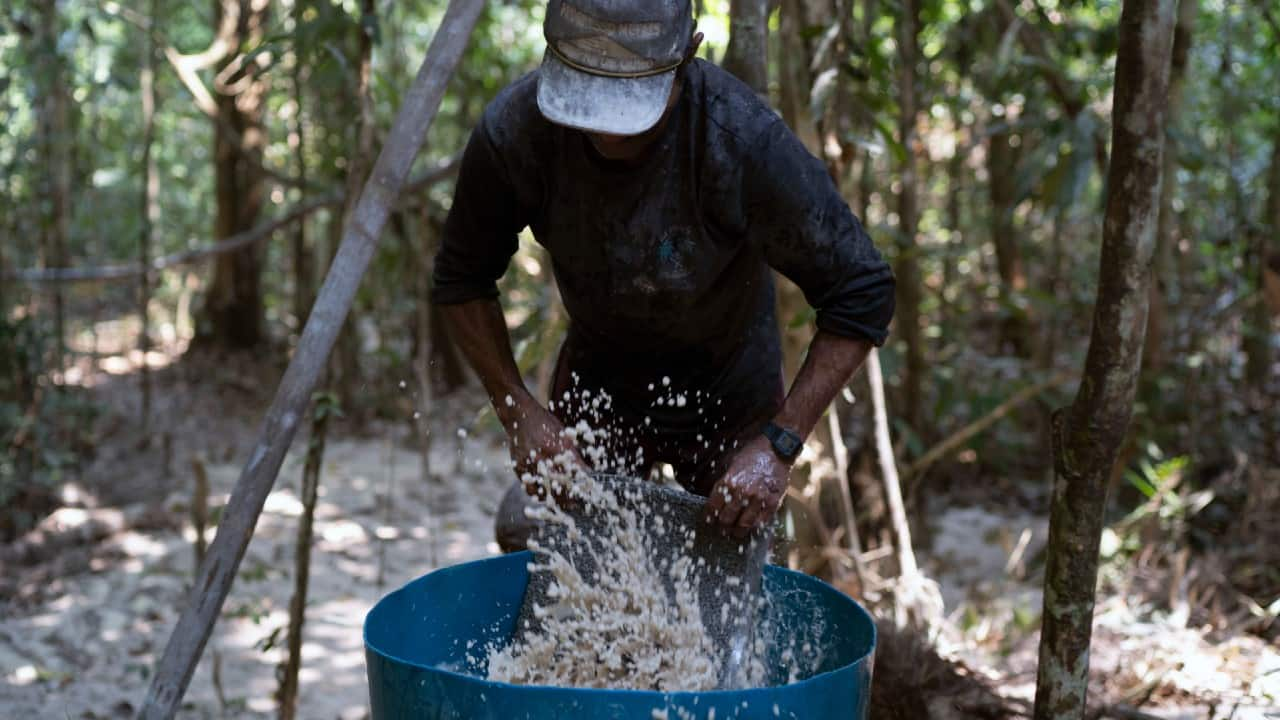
xmin=766 ymin=423 xmax=802 ymax=460
xmin=778 ymin=433 xmax=801 ymax=458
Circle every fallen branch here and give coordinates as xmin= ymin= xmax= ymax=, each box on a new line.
xmin=905 ymin=370 xmax=1073 ymax=479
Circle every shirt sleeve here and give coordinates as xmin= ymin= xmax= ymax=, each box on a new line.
xmin=744 ymin=119 xmax=896 ymax=346
xmin=430 ymin=113 xmax=526 ymax=305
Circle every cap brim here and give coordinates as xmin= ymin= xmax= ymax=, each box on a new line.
xmin=536 ymin=49 xmax=675 ymax=136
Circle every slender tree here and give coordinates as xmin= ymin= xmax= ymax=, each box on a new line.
xmin=37 ymin=0 xmax=72 ymax=376
xmin=894 ymin=0 xmax=925 ymax=434
xmin=988 ymin=125 xmax=1031 ymax=357
xmin=1145 ymin=0 xmax=1197 ymax=372
xmin=330 ymin=0 xmax=377 ymax=414
xmin=138 ymin=0 xmax=161 ymax=429
xmin=137 ymin=0 xmax=485 ymax=713
xmin=1033 ymin=0 xmax=1177 ymax=716
xmin=277 ymin=392 xmax=336 ymax=720
xmin=201 ymin=0 xmax=271 ymax=349
xmin=291 ymin=0 xmax=314 ymax=331
xmin=1263 ymin=133 xmax=1280 ymax=458
xmin=721 ymin=0 xmax=768 ymax=96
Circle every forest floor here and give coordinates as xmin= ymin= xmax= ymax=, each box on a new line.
xmin=1 ymin=347 xmax=1277 ymax=719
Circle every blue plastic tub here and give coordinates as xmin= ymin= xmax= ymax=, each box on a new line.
xmin=364 ymin=552 xmax=875 ymax=719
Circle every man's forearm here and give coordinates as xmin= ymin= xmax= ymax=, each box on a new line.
xmin=772 ymin=330 xmax=873 ymax=440
xmin=439 ymin=299 xmax=537 ymax=428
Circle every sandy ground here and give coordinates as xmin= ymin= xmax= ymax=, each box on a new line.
xmin=1 ymin=368 xmax=1277 ymax=719
xmin=1 ymin=428 xmax=513 ymax=719
xmin=925 ymin=506 xmax=1280 ymax=719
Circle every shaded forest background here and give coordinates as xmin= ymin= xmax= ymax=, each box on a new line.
xmin=1 ymin=0 xmax=1279 ymax=715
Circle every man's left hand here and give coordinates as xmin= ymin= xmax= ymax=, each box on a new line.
xmin=704 ymin=435 xmax=791 ymax=537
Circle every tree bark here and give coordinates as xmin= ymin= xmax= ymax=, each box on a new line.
xmin=895 ymin=0 xmax=925 ymax=434
xmin=37 ymin=0 xmax=72 ymax=376
xmin=201 ymin=0 xmax=271 ymax=349
xmin=1245 ymin=132 xmax=1278 ymax=390
xmin=291 ymin=0 xmax=314 ymax=332
xmin=773 ymin=0 xmax=823 ymax=381
xmin=777 ymin=0 xmax=822 ymax=155
xmin=276 ymin=393 xmax=333 ymax=720
xmin=331 ymin=0 xmax=378 ymax=414
xmin=1262 ymin=135 xmax=1280 ymax=460
xmin=138 ymin=0 xmax=160 ymax=429
xmin=1145 ymin=0 xmax=1196 ymax=373
xmin=988 ymin=127 xmax=1032 ymax=357
xmin=722 ymin=0 xmax=769 ymax=96
xmin=1032 ymin=0 xmax=1177 ymax=716
xmin=136 ymin=1 xmax=485 ymax=713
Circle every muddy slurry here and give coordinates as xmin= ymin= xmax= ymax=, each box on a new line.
xmin=484 ymin=385 xmax=821 ymax=692
xmin=487 ymin=466 xmax=729 ymax=690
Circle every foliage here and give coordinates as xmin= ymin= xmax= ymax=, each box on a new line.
xmin=0 ymin=314 xmax=97 ymax=539
xmin=0 ymin=0 xmax=1275 ymax=530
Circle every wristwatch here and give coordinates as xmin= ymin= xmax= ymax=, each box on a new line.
xmin=762 ymin=421 xmax=803 ymax=463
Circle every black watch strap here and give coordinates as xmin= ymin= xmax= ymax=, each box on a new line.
xmin=762 ymin=421 xmax=803 ymax=462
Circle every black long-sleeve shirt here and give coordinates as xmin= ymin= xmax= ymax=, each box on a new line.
xmin=433 ymin=59 xmax=895 ymax=438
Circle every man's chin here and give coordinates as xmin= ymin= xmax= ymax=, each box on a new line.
xmin=586 ymin=134 xmax=636 ymax=160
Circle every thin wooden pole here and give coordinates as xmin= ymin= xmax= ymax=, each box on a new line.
xmin=136 ymin=2 xmax=484 ymax=715
xmin=867 ymin=349 xmax=916 ymax=578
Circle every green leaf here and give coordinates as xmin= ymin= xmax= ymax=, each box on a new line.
xmin=1125 ymin=469 xmax=1157 ymax=499
xmin=872 ymin=117 xmax=907 ymax=166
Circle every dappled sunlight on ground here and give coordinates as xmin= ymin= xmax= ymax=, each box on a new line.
xmin=922 ymin=503 xmax=1280 ymax=719
xmin=0 ymin=433 xmax=512 ymax=718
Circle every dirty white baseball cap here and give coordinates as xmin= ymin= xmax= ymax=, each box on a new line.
xmin=537 ymin=0 xmax=695 ymax=136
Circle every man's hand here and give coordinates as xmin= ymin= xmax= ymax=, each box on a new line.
xmin=704 ymin=435 xmax=790 ymax=537
xmin=506 ymin=399 xmax=590 ymax=500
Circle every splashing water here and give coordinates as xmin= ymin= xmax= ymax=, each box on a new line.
xmin=483 ymin=385 xmax=827 ymax=692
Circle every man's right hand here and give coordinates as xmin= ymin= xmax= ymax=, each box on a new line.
xmin=503 ymin=397 xmax=590 ymax=499
xmin=436 ymin=299 xmax=589 ymax=499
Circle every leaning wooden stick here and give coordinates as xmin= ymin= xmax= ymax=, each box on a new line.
xmin=136 ymin=2 xmax=485 ymax=716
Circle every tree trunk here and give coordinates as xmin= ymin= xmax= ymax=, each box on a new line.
xmin=137 ymin=1 xmax=485 ymax=713
xmin=1245 ymin=133 xmax=1278 ymax=390
xmin=138 ymin=0 xmax=160 ymax=429
xmin=1144 ymin=0 xmax=1196 ymax=373
xmin=331 ymin=0 xmax=377 ymax=414
xmin=201 ymin=0 xmax=270 ymax=349
xmin=855 ymin=0 xmax=878 ymax=224
xmin=777 ymin=0 xmax=822 ymax=155
xmin=1262 ymin=135 xmax=1280 ymax=460
xmin=895 ymin=0 xmax=925 ymax=435
xmin=38 ymin=0 xmax=72 ymax=376
xmin=988 ymin=128 xmax=1031 ymax=357
xmin=291 ymin=0 xmax=314 ymax=332
xmin=1032 ymin=0 xmax=1176 ymax=716
xmin=772 ymin=0 xmax=820 ymax=380
xmin=276 ymin=393 xmax=333 ymax=720
xmin=722 ymin=0 xmax=769 ymax=96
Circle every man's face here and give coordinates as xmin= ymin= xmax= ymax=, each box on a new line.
xmin=582 ymin=73 xmax=685 ymax=161
xmin=585 ymin=128 xmax=663 ymax=161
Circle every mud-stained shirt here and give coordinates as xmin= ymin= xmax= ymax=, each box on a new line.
xmin=432 ymin=59 xmax=895 ymax=438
